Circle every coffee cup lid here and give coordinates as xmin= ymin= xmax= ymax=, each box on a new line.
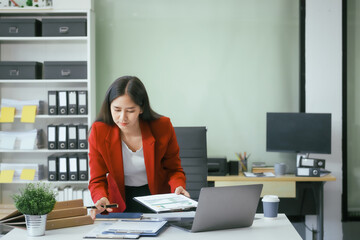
xmin=262 ymin=195 xmax=280 ymax=202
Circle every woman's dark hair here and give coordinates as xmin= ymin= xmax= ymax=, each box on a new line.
xmin=95 ymin=76 xmax=162 ymax=125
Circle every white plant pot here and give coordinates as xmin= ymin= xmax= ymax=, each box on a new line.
xmin=25 ymin=214 xmax=47 ymax=237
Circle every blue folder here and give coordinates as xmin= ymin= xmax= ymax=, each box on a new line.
xmin=95 ymin=212 xmax=142 ymax=220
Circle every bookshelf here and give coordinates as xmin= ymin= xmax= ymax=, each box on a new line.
xmin=0 ymin=3 xmax=95 ymax=204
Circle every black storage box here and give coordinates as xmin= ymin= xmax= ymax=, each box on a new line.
xmin=0 ymin=19 xmax=41 ymax=37
xmin=0 ymin=61 xmax=42 ymax=79
xmin=207 ymin=158 xmax=227 ymax=176
xmin=44 ymin=61 xmax=87 ymax=79
xmin=42 ymin=18 xmax=87 ymax=36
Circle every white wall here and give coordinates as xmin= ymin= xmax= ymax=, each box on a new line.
xmin=305 ymin=0 xmax=343 ymax=239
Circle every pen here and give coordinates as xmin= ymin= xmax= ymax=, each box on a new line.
xmin=86 ymin=203 xmax=119 ymax=209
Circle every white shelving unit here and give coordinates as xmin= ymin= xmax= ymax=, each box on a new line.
xmin=0 ymin=4 xmax=95 ymax=204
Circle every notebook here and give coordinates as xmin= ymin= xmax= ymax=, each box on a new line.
xmin=170 ymin=184 xmax=263 ymax=232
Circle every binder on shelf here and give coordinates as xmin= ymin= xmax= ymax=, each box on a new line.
xmin=78 ymin=154 xmax=88 ymax=181
xmin=78 ymin=91 xmax=88 ymax=115
xmin=48 ymin=155 xmax=58 ymax=181
xmin=58 ymin=91 xmax=68 ymax=115
xmin=48 ymin=91 xmax=58 ymax=115
xmin=58 ymin=155 xmax=68 ymax=181
xmin=58 ymin=125 xmax=68 ymax=149
xmin=47 ymin=125 xmax=58 ymax=150
xmin=67 ymin=91 xmax=78 ymax=115
xmin=67 ymin=125 xmax=78 ymax=149
xmin=78 ymin=125 xmax=88 ymax=149
xmin=68 ymin=155 xmax=78 ymax=181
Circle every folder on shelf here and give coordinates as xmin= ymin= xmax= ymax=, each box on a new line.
xmin=67 ymin=124 xmax=78 ymax=149
xmin=0 ymin=107 xmax=15 ymax=123
xmin=57 ymin=125 xmax=68 ymax=149
xmin=1 ymin=98 xmax=43 ymax=114
xmin=78 ymin=91 xmax=88 ymax=115
xmin=48 ymin=91 xmax=58 ymax=115
xmin=58 ymin=155 xmax=68 ymax=181
xmin=0 ymin=170 xmax=15 ymax=183
xmin=68 ymin=155 xmax=78 ymax=181
xmin=47 ymin=125 xmax=58 ymax=149
xmin=67 ymin=91 xmax=78 ymax=115
xmin=20 ymin=105 xmax=37 ymax=123
xmin=48 ymin=155 xmax=58 ymax=181
xmin=0 ymin=131 xmax=16 ymax=150
xmin=78 ymin=125 xmax=88 ymax=149
xmin=18 ymin=129 xmax=38 ymax=150
xmin=20 ymin=169 xmax=36 ymax=181
xmin=0 ymin=163 xmax=44 ymax=181
xmin=58 ymin=91 xmax=68 ymax=115
xmin=78 ymin=154 xmax=88 ymax=181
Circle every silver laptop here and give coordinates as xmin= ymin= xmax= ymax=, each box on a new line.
xmin=171 ymin=184 xmax=263 ymax=232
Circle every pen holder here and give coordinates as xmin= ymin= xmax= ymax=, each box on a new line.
xmin=239 ymin=159 xmax=248 ymax=172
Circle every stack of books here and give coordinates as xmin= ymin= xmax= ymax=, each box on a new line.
xmin=251 ymin=162 xmax=275 ymax=174
xmin=0 ymin=199 xmax=94 ymax=230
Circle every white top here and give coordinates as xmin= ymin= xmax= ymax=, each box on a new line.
xmin=122 ymin=141 xmax=148 ymax=186
xmin=0 ymin=214 xmax=302 ymax=240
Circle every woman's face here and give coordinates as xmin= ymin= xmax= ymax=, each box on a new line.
xmin=110 ymin=94 xmax=143 ymax=131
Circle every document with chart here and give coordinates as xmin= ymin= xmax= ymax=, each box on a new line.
xmin=134 ymin=193 xmax=198 ymax=213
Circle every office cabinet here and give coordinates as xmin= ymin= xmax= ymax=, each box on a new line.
xmin=0 ymin=3 xmax=95 ymax=204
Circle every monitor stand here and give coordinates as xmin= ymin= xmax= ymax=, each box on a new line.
xmin=296 ymin=153 xmax=309 ymax=167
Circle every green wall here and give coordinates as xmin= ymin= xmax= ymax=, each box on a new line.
xmin=94 ymin=0 xmax=299 ymax=170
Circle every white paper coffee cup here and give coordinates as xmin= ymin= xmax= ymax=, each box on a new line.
xmin=262 ymin=195 xmax=280 ymax=218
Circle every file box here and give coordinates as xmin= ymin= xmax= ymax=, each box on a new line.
xmin=42 ymin=18 xmax=87 ymax=36
xmin=44 ymin=61 xmax=87 ymax=79
xmin=0 ymin=61 xmax=42 ymax=79
xmin=0 ymin=19 xmax=41 ymax=37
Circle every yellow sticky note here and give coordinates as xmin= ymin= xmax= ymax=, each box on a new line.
xmin=0 ymin=107 xmax=15 ymax=123
xmin=21 ymin=105 xmax=37 ymax=123
xmin=0 ymin=170 xmax=15 ymax=183
xmin=20 ymin=169 xmax=36 ymax=181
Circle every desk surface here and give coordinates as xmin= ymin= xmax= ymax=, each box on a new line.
xmin=1 ymin=214 xmax=301 ymax=240
xmin=208 ymin=173 xmax=336 ymax=182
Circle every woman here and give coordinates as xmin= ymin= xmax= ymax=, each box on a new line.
xmin=88 ymin=76 xmax=189 ymax=219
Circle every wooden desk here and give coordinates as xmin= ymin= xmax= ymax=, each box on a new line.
xmin=0 ymin=214 xmax=301 ymax=240
xmin=208 ymin=173 xmax=336 ymax=240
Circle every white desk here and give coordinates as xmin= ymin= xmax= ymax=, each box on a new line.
xmin=208 ymin=174 xmax=336 ymax=240
xmin=1 ymin=214 xmax=301 ymax=240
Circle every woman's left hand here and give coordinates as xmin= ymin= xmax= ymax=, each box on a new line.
xmin=175 ymin=186 xmax=190 ymax=198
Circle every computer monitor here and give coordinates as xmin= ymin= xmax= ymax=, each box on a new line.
xmin=266 ymin=112 xmax=331 ymax=156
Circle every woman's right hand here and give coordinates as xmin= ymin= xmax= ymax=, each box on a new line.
xmin=90 ymin=197 xmax=113 ymax=220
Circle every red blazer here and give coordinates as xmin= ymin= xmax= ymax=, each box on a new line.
xmin=88 ymin=116 xmax=186 ymax=212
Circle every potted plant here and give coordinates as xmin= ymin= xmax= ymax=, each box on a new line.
xmin=12 ymin=182 xmax=56 ymax=236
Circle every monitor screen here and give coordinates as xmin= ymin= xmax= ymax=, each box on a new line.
xmin=266 ymin=112 xmax=331 ymax=154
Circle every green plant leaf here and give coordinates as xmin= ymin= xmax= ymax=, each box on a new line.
xmin=12 ymin=183 xmax=56 ymax=215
